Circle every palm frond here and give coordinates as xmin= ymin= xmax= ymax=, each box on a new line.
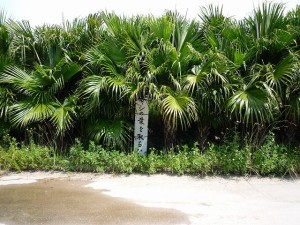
xmin=86 ymin=42 xmax=126 ymax=76
xmin=105 ymin=75 xmax=127 ymax=100
xmin=87 ymin=118 xmax=131 ymax=149
xmin=10 ymin=100 xmax=55 ymax=127
xmin=227 ymin=82 xmax=277 ymax=124
xmin=0 ymin=66 xmax=32 ymax=95
xmin=183 ymin=54 xmax=229 ymax=93
xmin=51 ymin=98 xmax=77 ymax=135
xmin=78 ymin=75 xmax=107 ymax=114
xmin=123 ymin=17 xmax=148 ymax=58
xmin=266 ymin=55 xmax=294 ymax=87
xmin=286 ymin=94 xmax=300 ymax=122
xmin=101 ymin=12 xmax=125 ymax=38
xmin=148 ymin=16 xmax=173 ymax=41
xmin=160 ymin=93 xmax=198 ymax=130
xmin=247 ymin=2 xmax=285 ymax=39
xmin=0 ymin=87 xmax=14 ymax=120
xmin=199 ymin=4 xmax=226 ymax=31
xmin=0 ymin=10 xmax=11 ymax=58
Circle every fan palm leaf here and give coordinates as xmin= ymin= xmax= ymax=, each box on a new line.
xmin=264 ymin=54 xmax=295 ymax=90
xmin=0 ymin=57 xmax=80 ymax=135
xmin=87 ymin=118 xmax=131 ymax=149
xmin=199 ymin=4 xmax=225 ymax=27
xmin=10 ymin=101 xmax=55 ymax=127
xmin=247 ymin=2 xmax=285 ymax=39
xmin=0 ymin=87 xmax=14 ymax=120
xmin=227 ymin=81 xmax=277 ymax=124
xmin=183 ymin=53 xmax=230 ymax=92
xmin=51 ymin=97 xmax=77 ymax=135
xmin=147 ymin=16 xmax=173 ymax=41
xmin=0 ymin=10 xmax=11 ymax=60
xmin=160 ymin=92 xmax=198 ymax=130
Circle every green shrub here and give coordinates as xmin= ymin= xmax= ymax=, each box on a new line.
xmin=0 ymin=137 xmax=55 ymax=171
xmin=216 ymin=146 xmax=251 ymax=175
xmin=250 ymin=133 xmax=293 ymax=176
xmin=253 ymin=144 xmax=291 ymax=176
xmin=188 ymin=147 xmax=214 ymax=175
xmin=0 ymin=136 xmax=299 ymax=177
xmin=69 ymin=139 xmax=103 ymax=172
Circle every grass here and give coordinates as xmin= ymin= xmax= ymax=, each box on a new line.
xmin=0 ymin=135 xmax=299 ymax=177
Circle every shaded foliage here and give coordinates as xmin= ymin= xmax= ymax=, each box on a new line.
xmin=0 ymin=2 xmax=299 ymax=154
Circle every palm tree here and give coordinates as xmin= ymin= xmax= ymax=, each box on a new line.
xmin=284 ymin=6 xmax=300 ymax=133
xmin=0 ymin=11 xmax=16 ymax=136
xmin=77 ymin=12 xmax=134 ymax=150
xmin=183 ymin=52 xmax=234 ymax=147
xmin=78 ymin=12 xmax=201 ymax=151
xmin=177 ymin=5 xmax=238 ymax=148
xmin=135 ymin=12 xmax=201 ymax=149
xmin=1 ymin=3 xmax=299 ymax=151
xmin=0 ymin=10 xmax=12 ymax=69
xmin=223 ymin=2 xmax=300 ymax=145
xmin=285 ymin=5 xmax=300 ymax=49
xmin=0 ymin=45 xmax=81 ymax=146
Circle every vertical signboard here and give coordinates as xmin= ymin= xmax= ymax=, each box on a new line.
xmin=134 ymin=98 xmax=149 ymax=155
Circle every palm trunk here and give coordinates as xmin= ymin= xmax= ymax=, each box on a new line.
xmin=164 ymin=125 xmax=176 ymax=151
xmin=197 ymin=122 xmax=210 ymax=150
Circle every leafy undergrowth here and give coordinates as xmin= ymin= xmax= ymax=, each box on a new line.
xmin=0 ymin=137 xmax=299 ymax=177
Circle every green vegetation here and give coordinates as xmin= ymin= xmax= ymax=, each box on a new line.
xmin=0 ymin=2 xmax=300 ymax=176
xmin=0 ymin=134 xmax=299 ymax=176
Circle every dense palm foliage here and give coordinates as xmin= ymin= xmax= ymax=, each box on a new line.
xmin=0 ymin=2 xmax=299 ymax=152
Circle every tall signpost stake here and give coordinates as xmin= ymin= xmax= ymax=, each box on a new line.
xmin=134 ymin=98 xmax=149 ymax=155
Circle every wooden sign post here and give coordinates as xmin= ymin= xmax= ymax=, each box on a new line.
xmin=133 ymin=98 xmax=149 ymax=155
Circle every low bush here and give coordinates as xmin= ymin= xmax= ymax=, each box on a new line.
xmin=0 ymin=136 xmax=299 ymax=177
xmin=0 ymin=136 xmax=55 ymax=171
xmin=252 ymin=135 xmax=300 ymax=176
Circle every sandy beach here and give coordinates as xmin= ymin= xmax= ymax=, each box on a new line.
xmin=0 ymin=172 xmax=299 ymax=225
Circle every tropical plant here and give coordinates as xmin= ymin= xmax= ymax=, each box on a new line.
xmin=0 ymin=49 xmax=81 ymax=146
xmin=139 ymin=13 xmax=202 ymax=149
xmin=0 ymin=10 xmax=12 ymax=69
xmin=77 ymin=13 xmax=135 ymax=149
xmin=0 ymin=2 xmax=299 ymax=153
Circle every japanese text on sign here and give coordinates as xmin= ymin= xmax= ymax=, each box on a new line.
xmin=133 ymin=99 xmax=149 ymax=155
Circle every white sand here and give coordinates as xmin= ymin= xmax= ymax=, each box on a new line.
xmin=1 ymin=172 xmax=300 ymax=225
xmin=86 ymin=175 xmax=300 ymax=225
xmin=0 ymin=171 xmax=68 ymax=185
